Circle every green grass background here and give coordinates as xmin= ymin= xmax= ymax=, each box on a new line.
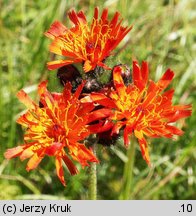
xmin=0 ymin=0 xmax=195 ymax=199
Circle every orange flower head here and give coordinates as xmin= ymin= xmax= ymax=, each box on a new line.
xmin=45 ymin=7 xmax=132 ymax=72
xmin=4 ymin=81 xmax=98 ymax=186
xmin=90 ymin=61 xmax=192 ymax=164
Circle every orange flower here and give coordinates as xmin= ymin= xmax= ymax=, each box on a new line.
xmin=90 ymin=61 xmax=192 ymax=164
xmin=4 ymin=81 xmax=99 ymax=186
xmin=45 ymin=7 xmax=132 ymax=72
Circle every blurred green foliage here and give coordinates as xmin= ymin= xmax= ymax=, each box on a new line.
xmin=0 ymin=0 xmax=195 ymax=199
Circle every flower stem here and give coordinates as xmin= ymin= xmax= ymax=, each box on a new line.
xmin=88 ymin=143 xmax=97 ymax=200
xmin=120 ymin=137 xmax=136 ymax=200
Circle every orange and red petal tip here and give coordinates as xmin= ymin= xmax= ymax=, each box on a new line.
xmin=94 ymin=7 xmax=99 ymax=19
xmin=16 ymin=90 xmax=36 ymax=109
xmin=38 ymin=80 xmax=48 ymax=95
xmin=158 ymin=69 xmax=175 ymax=89
xmin=44 ymin=20 xmax=67 ymax=40
xmin=26 ymin=153 xmax=43 ymax=171
xmin=4 ymin=146 xmax=24 ymax=159
xmin=56 ymin=157 xmax=67 ymax=186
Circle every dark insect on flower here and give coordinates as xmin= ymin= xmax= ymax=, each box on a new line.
xmin=57 ymin=65 xmax=82 ymax=89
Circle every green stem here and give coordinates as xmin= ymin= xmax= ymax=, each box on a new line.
xmin=88 ymin=144 xmax=97 ymax=200
xmin=120 ymin=137 xmax=136 ymax=200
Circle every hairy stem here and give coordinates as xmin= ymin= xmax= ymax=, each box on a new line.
xmin=88 ymin=143 xmax=97 ymax=200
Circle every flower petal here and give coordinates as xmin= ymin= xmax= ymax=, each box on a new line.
xmin=83 ymin=60 xmax=94 ymax=72
xmin=68 ymin=10 xmax=87 ymax=25
xmin=167 ymin=105 xmax=192 ymax=122
xmin=26 ymin=153 xmax=43 ymax=171
xmin=38 ymin=80 xmax=48 ymax=96
xmin=138 ymin=138 xmax=151 ymax=165
xmin=45 ymin=8 xmax=132 ymax=72
xmin=47 ymin=59 xmax=79 ymax=70
xmin=73 ymin=81 xmax=85 ymax=99
xmin=113 ymin=66 xmax=126 ymax=97
xmin=55 ymin=157 xmax=66 ymax=186
xmin=87 ymin=108 xmax=113 ymax=123
xmin=17 ymin=90 xmax=36 ymax=110
xmin=133 ymin=60 xmax=148 ymax=90
xmin=124 ymin=126 xmax=130 ymax=146
xmin=20 ymin=147 xmax=34 ymax=161
xmin=165 ymin=125 xmax=184 ymax=136
xmin=157 ymin=69 xmax=174 ymax=90
xmin=62 ymin=154 xmax=78 ymax=176
xmin=90 ymin=93 xmax=116 ymax=108
xmin=44 ymin=21 xmax=67 ymax=40
xmin=88 ymin=121 xmax=114 ymax=133
xmin=4 ymin=146 xmax=25 ymax=159
xmin=45 ymin=142 xmax=64 ymax=156
xmin=75 ymin=144 xmax=99 ymax=167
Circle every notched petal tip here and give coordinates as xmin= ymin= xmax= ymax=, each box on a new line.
xmin=17 ymin=90 xmax=36 ymax=110
xmin=158 ymin=69 xmax=174 ymax=90
xmin=4 ymin=146 xmax=24 ymax=159
xmin=44 ymin=20 xmax=67 ymax=40
xmin=38 ymin=80 xmax=48 ymax=92
xmin=133 ymin=60 xmax=148 ymax=90
xmin=68 ymin=9 xmax=87 ymax=25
